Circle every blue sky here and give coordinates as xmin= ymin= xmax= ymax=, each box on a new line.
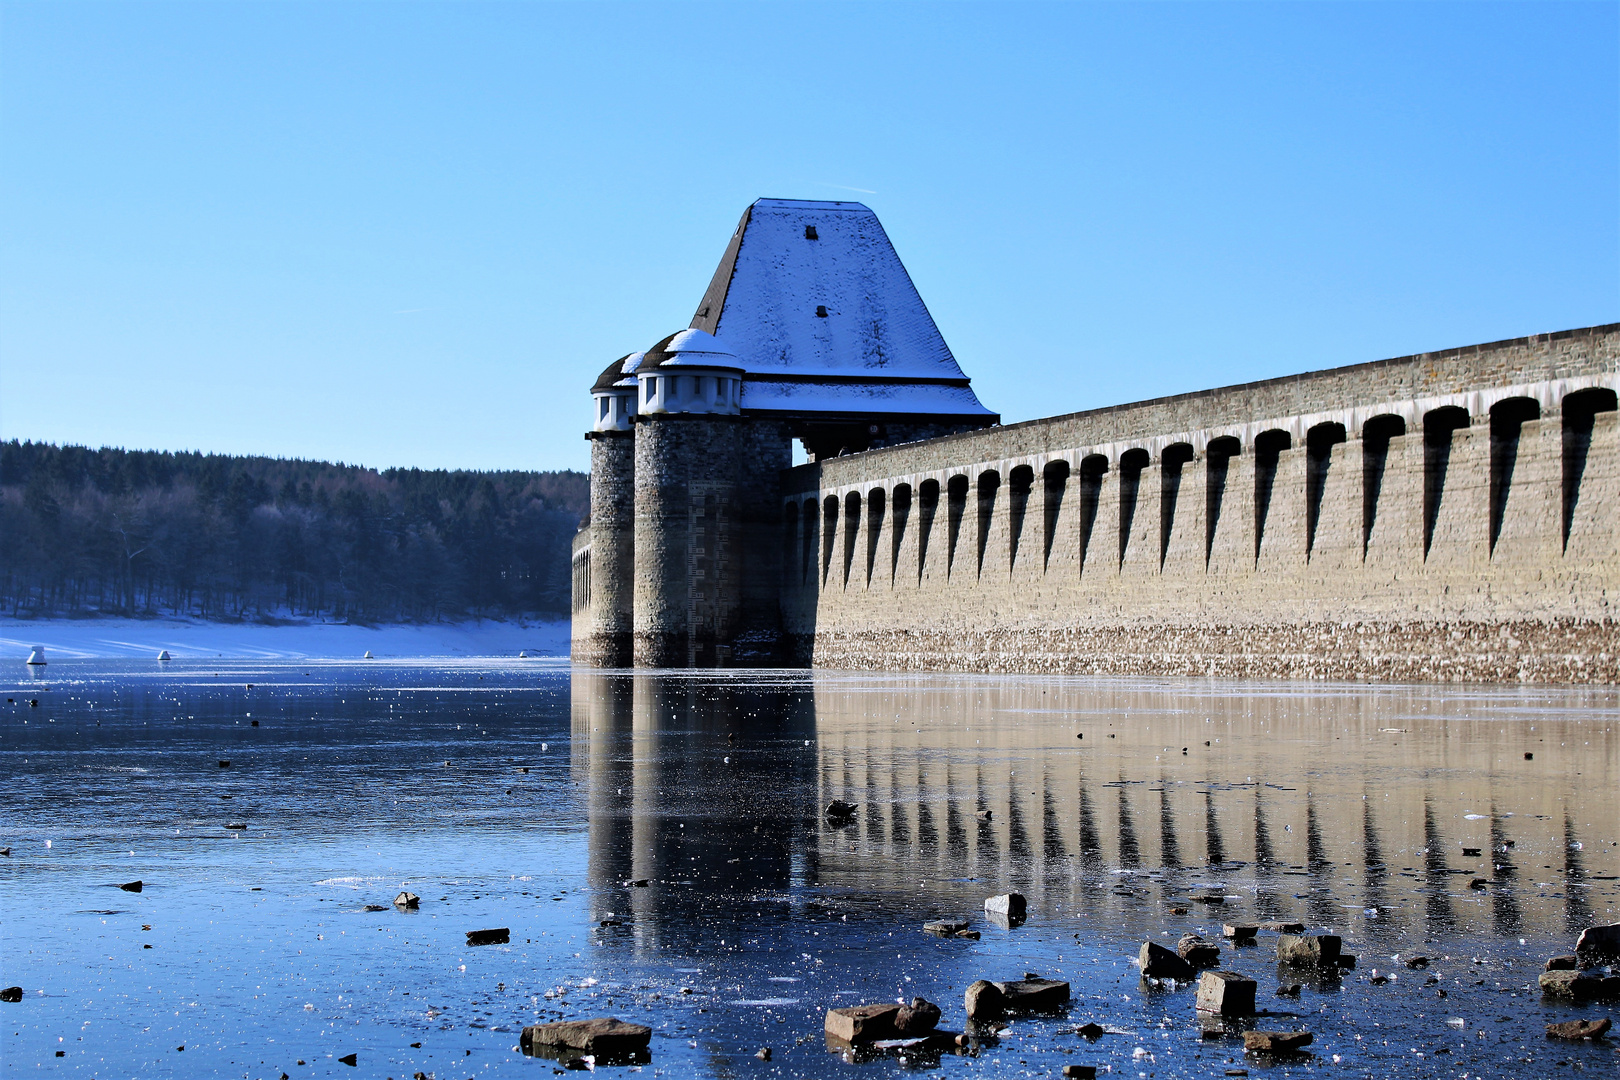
xmin=2 ymin=1 xmax=1614 ymax=473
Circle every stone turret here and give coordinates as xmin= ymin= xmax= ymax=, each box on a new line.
xmin=632 ymin=331 xmax=785 ymax=666
xmin=578 ymin=353 xmax=641 ymax=665
xmin=635 ymin=330 xmax=743 ymax=418
xmin=592 ymin=352 xmax=642 ymax=432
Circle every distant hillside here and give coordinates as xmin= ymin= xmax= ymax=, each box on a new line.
xmin=0 ymin=441 xmax=588 ymax=622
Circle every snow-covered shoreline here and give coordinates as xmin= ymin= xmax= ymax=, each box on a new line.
xmin=0 ymin=616 xmax=570 ymax=660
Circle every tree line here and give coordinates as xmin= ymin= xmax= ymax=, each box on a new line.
xmin=0 ymin=441 xmax=589 ymax=623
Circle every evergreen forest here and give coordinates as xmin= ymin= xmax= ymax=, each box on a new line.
xmin=0 ymin=441 xmax=588 ymax=623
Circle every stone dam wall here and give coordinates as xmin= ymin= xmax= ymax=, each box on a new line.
xmin=779 ymin=324 xmax=1620 ymax=682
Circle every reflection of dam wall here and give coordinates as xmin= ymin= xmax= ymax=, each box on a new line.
xmin=782 ymin=325 xmax=1619 ymax=681
xmin=569 ymin=671 xmax=816 ymax=951
xmin=807 ymin=676 xmax=1620 ymax=939
xmin=570 ymin=671 xmax=1617 ymax=944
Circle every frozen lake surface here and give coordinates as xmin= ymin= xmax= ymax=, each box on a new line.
xmin=2 ymin=661 xmax=1617 ymax=1077
xmin=0 ymin=618 xmax=569 ymax=661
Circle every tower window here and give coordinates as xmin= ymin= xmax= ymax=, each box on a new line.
xmin=805 ymin=225 xmax=818 ymax=240
xmin=645 ymin=377 xmax=656 ymax=400
xmin=600 ymin=398 xmax=609 ymax=420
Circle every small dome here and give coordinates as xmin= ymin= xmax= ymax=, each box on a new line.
xmin=642 ymin=328 xmax=743 ymax=371
xmin=592 ymin=353 xmax=639 ymax=393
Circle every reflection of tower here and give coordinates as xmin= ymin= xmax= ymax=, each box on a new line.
xmin=570 ymin=669 xmax=636 ymax=899
xmin=570 ymin=669 xmax=816 ymax=952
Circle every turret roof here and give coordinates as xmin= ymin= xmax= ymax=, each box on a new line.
xmin=637 ymin=328 xmax=744 ymax=372
xmin=592 ymin=354 xmax=635 ymax=393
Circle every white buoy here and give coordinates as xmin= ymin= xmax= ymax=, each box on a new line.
xmin=157 ymin=650 xmax=172 ymax=661
xmin=25 ymin=646 xmax=46 ymax=666
xmin=363 ymin=650 xmax=374 ymax=659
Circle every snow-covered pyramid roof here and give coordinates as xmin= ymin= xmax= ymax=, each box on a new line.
xmin=689 ymin=199 xmax=997 ymax=422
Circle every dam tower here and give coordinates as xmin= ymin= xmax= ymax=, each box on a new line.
xmin=572 ymin=198 xmax=1000 ymax=666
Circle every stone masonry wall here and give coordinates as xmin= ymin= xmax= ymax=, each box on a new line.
xmin=780 ymin=324 xmax=1620 ymax=682
xmin=573 ymin=432 xmax=635 ymax=666
xmin=629 ymin=416 xmax=793 ymax=667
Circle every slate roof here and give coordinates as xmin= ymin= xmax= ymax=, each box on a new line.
xmin=687 ymin=199 xmax=997 ymax=421
xmin=592 ymin=354 xmax=635 ymax=393
xmin=636 ymin=329 xmax=744 ymax=372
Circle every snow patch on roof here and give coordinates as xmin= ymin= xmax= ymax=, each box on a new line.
xmin=655 ymin=328 xmax=743 ymax=370
xmin=702 ymin=200 xmax=974 ymax=383
xmin=741 ymin=380 xmax=994 ymax=418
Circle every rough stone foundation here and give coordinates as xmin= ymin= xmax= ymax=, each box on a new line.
xmin=798 ymin=618 xmax=1620 ymax=683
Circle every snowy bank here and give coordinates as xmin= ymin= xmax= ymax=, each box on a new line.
xmin=0 ymin=616 xmax=569 ymax=661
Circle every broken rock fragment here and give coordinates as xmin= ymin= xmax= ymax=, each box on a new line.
xmin=1222 ymin=925 xmax=1258 ymax=942
xmin=824 ymin=800 xmax=857 ymax=824
xmin=1258 ymin=921 xmax=1305 ymax=934
xmin=964 ymin=980 xmax=1005 ymax=1021
xmin=894 ymin=997 xmax=942 ymax=1036
xmin=824 ymin=1003 xmax=901 ymax=1043
xmin=1276 ymin=934 xmax=1341 ymax=967
xmin=993 ymin=978 xmax=1070 ymax=1013
xmin=522 ymin=1018 xmax=653 ymax=1056
xmin=119 ymin=881 xmax=142 ymax=893
xmin=1195 ymin=970 xmax=1257 ymax=1016
xmin=1539 ymin=969 xmax=1620 ymax=1001
xmin=1545 ymin=1018 xmax=1611 ymax=1040
xmin=393 ymin=891 xmax=420 ymax=909
xmin=984 ymin=893 xmax=1026 ymax=920
xmin=1243 ymin=1030 xmax=1312 ymax=1053
xmin=1178 ymin=934 xmax=1221 ymax=967
xmin=1575 ymin=922 xmax=1620 ymax=962
xmin=924 ymin=918 xmax=970 ymax=936
xmin=465 ymin=927 xmax=510 ymax=946
xmin=1139 ymin=940 xmax=1196 ymax=980
xmin=1545 ymin=955 xmax=1578 ymax=971
xmin=0 ymin=987 xmax=21 ymax=1003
